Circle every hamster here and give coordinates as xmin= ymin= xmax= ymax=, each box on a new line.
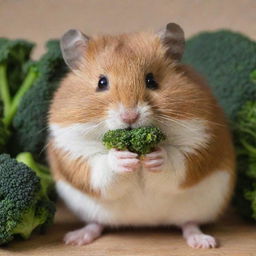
xmin=47 ymin=23 xmax=236 ymax=249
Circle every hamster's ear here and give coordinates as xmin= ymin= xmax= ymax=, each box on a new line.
xmin=158 ymin=23 xmax=185 ymax=62
xmin=60 ymin=29 xmax=89 ymax=70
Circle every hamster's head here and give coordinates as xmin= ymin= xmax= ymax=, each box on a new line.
xmin=53 ymin=23 xmax=208 ymax=136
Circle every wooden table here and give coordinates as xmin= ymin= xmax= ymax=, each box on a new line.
xmin=0 ymin=203 xmax=255 ymax=256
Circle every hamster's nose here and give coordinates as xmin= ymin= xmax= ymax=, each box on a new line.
xmin=120 ymin=110 xmax=139 ymax=124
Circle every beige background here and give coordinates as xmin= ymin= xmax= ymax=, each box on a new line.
xmin=0 ymin=0 xmax=256 ymax=58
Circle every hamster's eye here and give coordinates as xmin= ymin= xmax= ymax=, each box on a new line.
xmin=97 ymin=75 xmax=109 ymax=91
xmin=145 ymin=73 xmax=158 ymax=90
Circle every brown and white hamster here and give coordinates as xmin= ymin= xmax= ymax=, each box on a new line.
xmin=47 ymin=23 xmax=236 ymax=248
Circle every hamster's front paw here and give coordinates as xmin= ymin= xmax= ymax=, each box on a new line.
xmin=108 ymin=149 xmax=140 ymax=173
xmin=142 ymin=147 xmax=167 ymax=172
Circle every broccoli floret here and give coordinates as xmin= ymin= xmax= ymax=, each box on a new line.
xmin=12 ymin=40 xmax=69 ymax=161
xmin=183 ymin=30 xmax=256 ymax=122
xmin=103 ymin=126 xmax=166 ymax=155
xmin=129 ymin=127 xmax=166 ymax=155
xmin=0 ymin=153 xmax=55 ymax=244
xmin=233 ymin=101 xmax=256 ymax=220
xmin=16 ymin=152 xmax=55 ymax=197
xmin=102 ymin=129 xmax=131 ymax=151
xmin=236 ymin=101 xmax=256 ymax=151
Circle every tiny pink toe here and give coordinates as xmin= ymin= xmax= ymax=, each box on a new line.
xmin=115 ymin=150 xmax=138 ymax=159
xmin=144 ymin=159 xmax=163 ymax=167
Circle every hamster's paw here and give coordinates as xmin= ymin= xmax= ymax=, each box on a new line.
xmin=108 ymin=148 xmax=140 ymax=173
xmin=182 ymin=223 xmax=217 ymax=249
xmin=64 ymin=223 xmax=103 ymax=246
xmin=186 ymin=234 xmax=217 ymax=249
xmin=142 ymin=147 xmax=167 ymax=172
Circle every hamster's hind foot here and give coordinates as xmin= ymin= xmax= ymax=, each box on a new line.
xmin=181 ymin=222 xmax=217 ymax=249
xmin=64 ymin=222 xmax=104 ymax=246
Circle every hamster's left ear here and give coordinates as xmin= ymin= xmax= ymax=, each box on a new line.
xmin=158 ymin=23 xmax=185 ymax=62
xmin=60 ymin=29 xmax=89 ymax=70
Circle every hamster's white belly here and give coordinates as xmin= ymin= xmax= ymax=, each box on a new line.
xmin=56 ymin=169 xmax=230 ymax=226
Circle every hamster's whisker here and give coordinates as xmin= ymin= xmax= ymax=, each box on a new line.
xmin=155 ymin=115 xmax=204 ymax=134
xmin=34 ymin=126 xmax=49 ymax=136
xmin=150 ymin=100 xmax=218 ymax=109
xmin=149 ymin=103 xmax=213 ymax=113
xmin=40 ymin=141 xmax=51 ymax=156
xmin=156 ymin=114 xmax=225 ymax=133
xmin=157 ymin=111 xmax=225 ymax=127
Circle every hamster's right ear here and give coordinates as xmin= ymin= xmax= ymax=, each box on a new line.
xmin=158 ymin=23 xmax=185 ymax=62
xmin=60 ymin=29 xmax=89 ymax=70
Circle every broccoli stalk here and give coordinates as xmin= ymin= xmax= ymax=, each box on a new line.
xmin=11 ymin=200 xmax=47 ymax=239
xmin=0 ymin=64 xmax=38 ymax=150
xmin=103 ymin=126 xmax=166 ymax=155
xmin=0 ymin=38 xmax=37 ymax=151
xmin=3 ymin=66 xmax=38 ymax=127
xmin=1 ymin=65 xmax=38 ymax=127
xmin=0 ymin=64 xmax=11 ymax=116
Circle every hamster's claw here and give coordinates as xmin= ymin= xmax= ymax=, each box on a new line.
xmin=142 ymin=147 xmax=167 ymax=172
xmin=108 ymin=149 xmax=140 ymax=173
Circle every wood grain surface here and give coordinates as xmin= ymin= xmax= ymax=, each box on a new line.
xmin=0 ymin=203 xmax=255 ymax=256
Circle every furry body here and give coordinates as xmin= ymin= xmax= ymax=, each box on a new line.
xmin=47 ymin=27 xmax=236 ymax=248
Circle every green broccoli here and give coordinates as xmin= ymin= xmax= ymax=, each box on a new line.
xmin=0 ymin=38 xmax=35 ymax=97
xmin=102 ymin=129 xmax=130 ymax=151
xmin=0 ymin=38 xmax=38 ymax=154
xmin=0 ymin=38 xmax=38 ymax=127
xmin=12 ymin=40 xmax=69 ymax=161
xmin=16 ymin=152 xmax=55 ymax=197
xmin=233 ymin=101 xmax=256 ymax=220
xmin=103 ymin=126 xmax=166 ymax=155
xmin=0 ymin=153 xmax=55 ymax=244
xmin=183 ymin=30 xmax=256 ymax=122
xmin=183 ymin=30 xmax=256 ymax=221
